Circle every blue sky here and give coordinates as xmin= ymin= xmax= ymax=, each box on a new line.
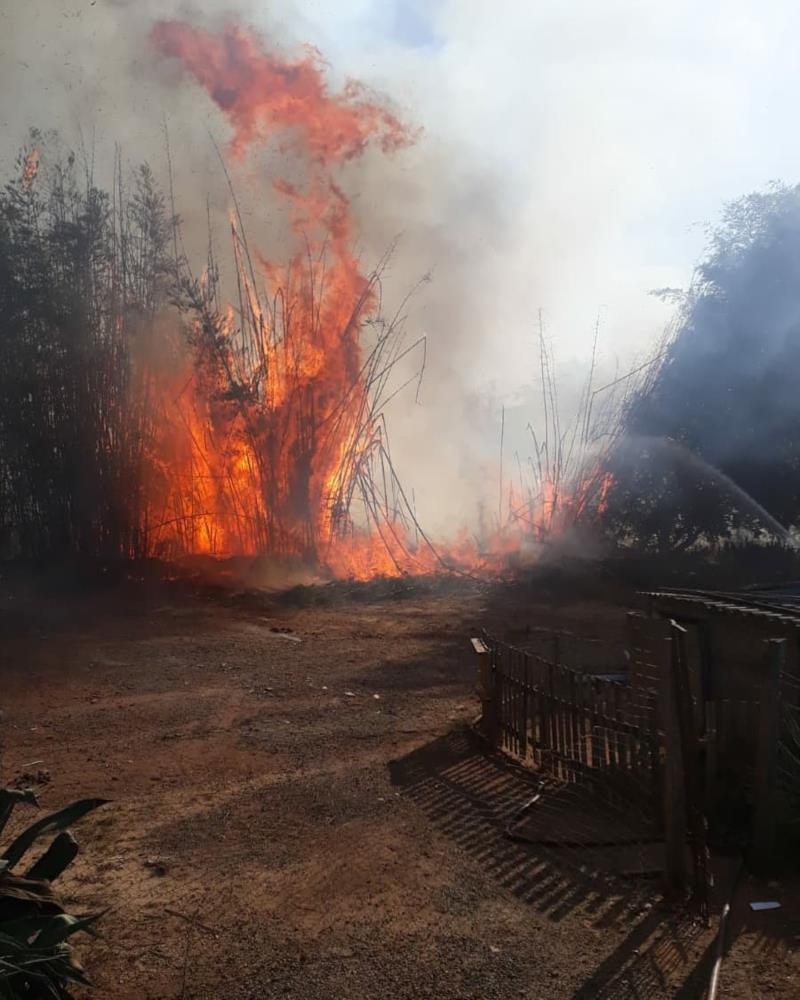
xmin=387 ymin=0 xmax=442 ymax=49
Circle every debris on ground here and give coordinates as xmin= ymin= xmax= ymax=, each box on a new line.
xmin=12 ymin=768 xmax=50 ymax=788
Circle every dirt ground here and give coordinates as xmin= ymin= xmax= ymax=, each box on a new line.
xmin=1 ymin=571 xmax=798 ymax=999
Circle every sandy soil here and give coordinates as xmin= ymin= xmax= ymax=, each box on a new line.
xmin=0 ymin=573 xmax=797 ymax=999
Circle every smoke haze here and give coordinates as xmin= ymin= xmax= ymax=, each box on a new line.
xmin=3 ymin=1 xmax=800 ymax=532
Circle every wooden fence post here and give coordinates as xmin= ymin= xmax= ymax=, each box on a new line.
xmin=660 ymin=621 xmax=690 ymax=893
xmin=472 ymin=637 xmax=495 ymax=743
xmin=753 ymin=638 xmax=785 ymax=871
xmin=705 ymin=700 xmax=717 ymax=803
xmin=670 ymin=620 xmax=710 ymax=916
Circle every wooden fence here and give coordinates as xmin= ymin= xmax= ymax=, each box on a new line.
xmin=477 ymin=618 xmax=797 ymax=902
xmin=704 ymin=698 xmax=760 ymax=790
xmin=479 ymin=632 xmax=663 ymax=839
xmin=477 ymin=623 xmax=713 ymax=908
xmin=489 ymin=637 xmax=657 ymax=769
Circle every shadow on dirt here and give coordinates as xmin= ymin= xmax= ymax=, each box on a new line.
xmin=390 ymin=725 xmax=712 ymax=998
xmin=389 ymin=726 xmax=657 ymax=922
xmin=569 ymin=907 xmax=712 ymax=1000
xmin=350 ymin=640 xmax=472 ymax=694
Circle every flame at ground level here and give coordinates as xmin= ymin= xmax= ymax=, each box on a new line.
xmin=139 ymin=19 xmax=612 ymax=582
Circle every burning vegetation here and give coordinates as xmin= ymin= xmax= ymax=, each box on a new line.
xmin=3 ymin=20 xmax=798 ymax=591
xmin=0 ymin=20 xmax=615 ymax=581
xmin=6 ymin=12 xmax=800 ymax=1000
xmin=9 ymin=19 xmax=792 ymax=586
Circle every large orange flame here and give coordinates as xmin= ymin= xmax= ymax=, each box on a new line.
xmin=145 ymin=20 xmax=610 ymax=580
xmin=151 ymin=21 xmax=411 ymax=163
xmin=148 ymin=20 xmax=426 ymax=577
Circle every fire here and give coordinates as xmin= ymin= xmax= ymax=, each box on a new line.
xmin=22 ymin=148 xmax=39 ymax=191
xmin=144 ymin=19 xmax=611 ymax=581
xmin=147 ymin=19 xmax=422 ymax=576
xmin=151 ymin=22 xmax=411 ymax=163
xmin=596 ymin=471 xmax=614 ymax=516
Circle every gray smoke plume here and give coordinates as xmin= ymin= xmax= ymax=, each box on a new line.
xmin=0 ymin=0 xmax=517 ymax=533
xmin=5 ymin=1 xmax=800 ymax=536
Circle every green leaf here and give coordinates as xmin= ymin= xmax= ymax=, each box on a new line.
xmin=2 ymin=799 xmax=109 ymax=871
xmin=34 ymin=911 xmax=105 ymax=948
xmin=0 ymin=930 xmax=33 ymax=956
xmin=0 ymin=933 xmax=91 ymax=993
xmin=25 ymin=832 xmax=79 ymax=883
xmin=0 ymin=790 xmax=39 ymax=839
xmin=0 ymin=911 xmax=102 ymax=949
xmin=0 ymin=916 xmax=57 ymax=945
xmin=0 ymin=872 xmax=57 ymax=909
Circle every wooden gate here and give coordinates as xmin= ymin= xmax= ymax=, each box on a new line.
xmin=479 ymin=622 xmax=713 ymax=909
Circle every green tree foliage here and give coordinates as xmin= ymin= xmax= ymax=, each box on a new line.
xmin=0 ymin=132 xmax=175 ymax=561
xmin=0 ymin=790 xmax=109 ymax=998
xmin=604 ymin=182 xmax=800 ymax=550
